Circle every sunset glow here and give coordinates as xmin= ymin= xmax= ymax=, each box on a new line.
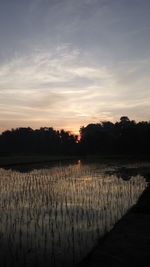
xmin=0 ymin=0 xmax=150 ymax=133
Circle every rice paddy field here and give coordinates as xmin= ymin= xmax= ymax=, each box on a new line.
xmin=0 ymin=160 xmax=148 ymax=266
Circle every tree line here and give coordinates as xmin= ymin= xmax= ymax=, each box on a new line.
xmin=80 ymin=116 xmax=150 ymax=154
xmin=0 ymin=127 xmax=78 ymax=155
xmin=0 ymin=116 xmax=150 ymax=156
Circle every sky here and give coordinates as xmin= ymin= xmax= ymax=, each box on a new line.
xmin=0 ymin=0 xmax=150 ymax=134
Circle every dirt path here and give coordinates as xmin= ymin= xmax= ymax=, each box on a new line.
xmin=79 ymin=185 xmax=150 ymax=267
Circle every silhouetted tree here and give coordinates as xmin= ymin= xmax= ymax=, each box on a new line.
xmin=0 ymin=117 xmax=150 ymax=156
xmin=79 ymin=117 xmax=150 ymax=155
xmin=0 ymin=127 xmax=78 ymax=155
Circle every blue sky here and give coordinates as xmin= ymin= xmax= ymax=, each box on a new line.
xmin=0 ymin=0 xmax=150 ymax=133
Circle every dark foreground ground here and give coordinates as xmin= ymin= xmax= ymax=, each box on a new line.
xmin=79 ymin=182 xmax=150 ymax=267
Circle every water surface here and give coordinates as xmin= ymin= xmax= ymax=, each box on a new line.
xmin=0 ymin=160 xmax=147 ymax=266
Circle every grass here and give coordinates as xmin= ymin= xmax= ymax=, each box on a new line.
xmin=0 ymin=153 xmax=150 ymax=167
xmin=0 ymin=154 xmax=79 ymax=167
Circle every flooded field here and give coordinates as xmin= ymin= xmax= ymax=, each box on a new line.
xmin=0 ymin=160 xmax=148 ymax=266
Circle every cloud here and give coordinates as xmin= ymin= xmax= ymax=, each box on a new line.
xmin=0 ymin=44 xmax=114 ymax=97
xmin=0 ymin=45 xmax=116 ymax=132
xmin=0 ymin=47 xmax=79 ymax=91
xmin=0 ymin=36 xmax=150 ymax=133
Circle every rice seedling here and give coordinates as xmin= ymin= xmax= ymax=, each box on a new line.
xmin=0 ymin=161 xmax=147 ymax=266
